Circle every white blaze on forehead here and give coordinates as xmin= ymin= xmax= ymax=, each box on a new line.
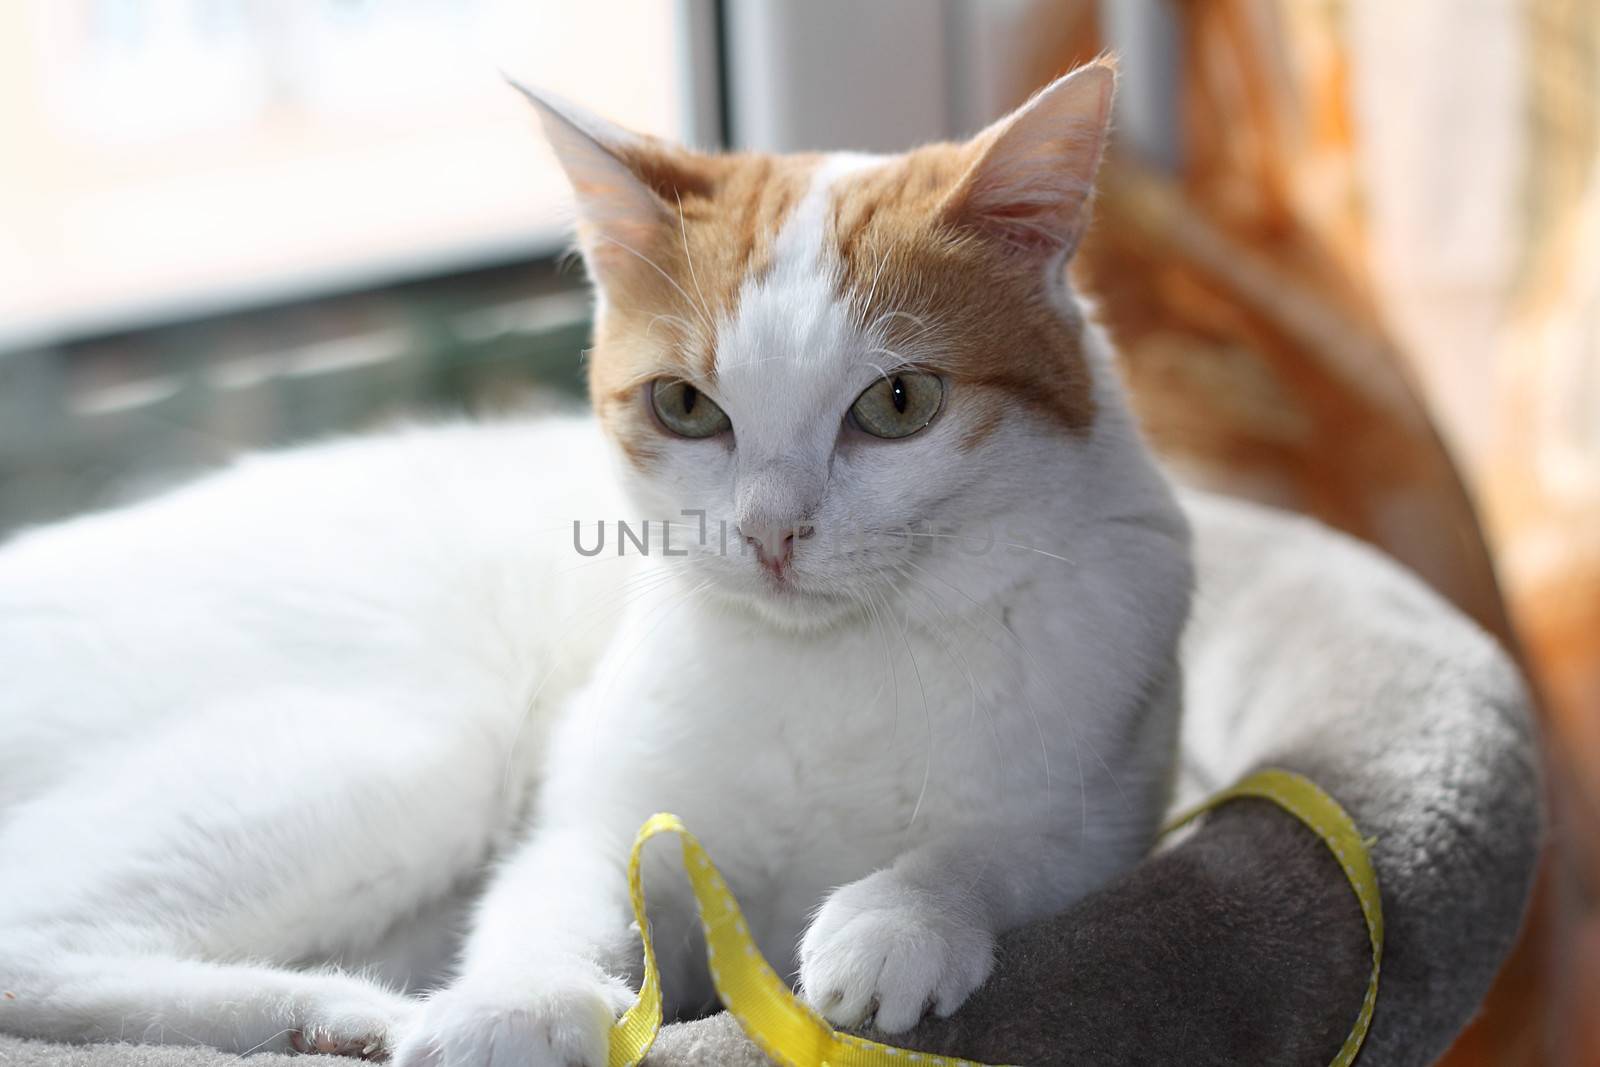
xmin=713 ymin=153 xmax=886 ymax=455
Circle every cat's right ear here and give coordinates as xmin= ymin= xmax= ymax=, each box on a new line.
xmin=509 ymin=81 xmax=673 ymax=294
xmin=942 ymin=59 xmax=1116 ymax=262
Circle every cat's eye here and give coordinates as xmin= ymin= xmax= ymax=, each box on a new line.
xmin=849 ymin=373 xmax=944 ymax=439
xmin=650 ymin=379 xmax=732 ymax=438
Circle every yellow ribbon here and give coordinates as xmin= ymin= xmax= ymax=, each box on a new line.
xmin=607 ymin=768 xmax=1382 ymax=1067
xmin=1162 ymin=769 xmax=1384 ymax=1067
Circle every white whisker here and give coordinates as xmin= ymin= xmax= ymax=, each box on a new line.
xmin=597 ymin=233 xmax=715 ymax=338
xmin=863 ymin=528 xmax=1079 ymax=567
xmin=674 ymin=191 xmax=720 ymax=338
xmin=876 ymin=586 xmax=933 ymax=831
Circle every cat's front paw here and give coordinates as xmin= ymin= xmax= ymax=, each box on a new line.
xmin=391 ymin=967 xmax=632 ymax=1067
xmin=287 ymin=981 xmax=415 ymax=1059
xmin=798 ymin=870 xmax=995 ymax=1034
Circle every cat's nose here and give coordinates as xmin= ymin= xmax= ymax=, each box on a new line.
xmin=739 ymin=522 xmax=815 ymax=575
xmin=734 ymin=460 xmax=823 ymax=576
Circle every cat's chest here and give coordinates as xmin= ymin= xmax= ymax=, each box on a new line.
xmin=574 ymin=594 xmax=1065 ymax=841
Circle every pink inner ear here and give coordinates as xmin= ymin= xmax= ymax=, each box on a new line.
xmin=949 ymin=64 xmax=1114 ymax=256
xmin=959 ymin=126 xmax=1104 ymax=253
xmin=965 ymin=170 xmax=1097 ymax=252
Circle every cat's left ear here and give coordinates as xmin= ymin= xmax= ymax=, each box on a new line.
xmin=943 ymin=59 xmax=1116 ymax=260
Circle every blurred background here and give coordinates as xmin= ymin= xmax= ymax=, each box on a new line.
xmin=1 ymin=1 xmax=1596 ymax=1062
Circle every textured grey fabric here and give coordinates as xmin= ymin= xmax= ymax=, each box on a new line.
xmin=0 ymin=1039 xmax=296 ymax=1067
xmin=0 ymin=492 xmax=1542 ymax=1066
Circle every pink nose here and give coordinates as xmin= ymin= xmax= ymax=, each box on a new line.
xmin=740 ymin=523 xmax=814 ymax=574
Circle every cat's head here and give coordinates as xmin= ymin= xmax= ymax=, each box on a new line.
xmin=524 ymin=61 xmax=1152 ymax=628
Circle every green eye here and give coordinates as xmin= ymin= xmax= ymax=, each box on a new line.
xmin=650 ymin=379 xmax=732 ymax=438
xmin=850 ymin=372 xmax=944 ymax=439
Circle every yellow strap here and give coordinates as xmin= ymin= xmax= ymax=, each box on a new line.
xmin=608 ymin=768 xmax=1382 ymax=1067
xmin=1162 ymin=769 xmax=1384 ymax=1067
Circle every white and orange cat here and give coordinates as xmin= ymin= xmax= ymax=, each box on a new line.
xmin=0 ymin=61 xmax=1191 ymax=1066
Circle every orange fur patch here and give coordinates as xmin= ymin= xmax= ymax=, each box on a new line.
xmin=585 ymin=144 xmax=817 ymax=457
xmin=830 ymin=144 xmax=1096 ymax=446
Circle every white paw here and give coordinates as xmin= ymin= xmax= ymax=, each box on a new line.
xmin=391 ymin=967 xmax=633 ymax=1067
xmin=798 ymin=870 xmax=995 ymax=1034
xmin=290 ymin=983 xmax=414 ymax=1059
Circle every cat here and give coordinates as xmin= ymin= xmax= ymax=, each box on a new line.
xmin=0 ymin=59 xmax=1192 ymax=1067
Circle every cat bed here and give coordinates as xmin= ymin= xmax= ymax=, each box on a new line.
xmin=0 ymin=491 xmax=1541 ymax=1067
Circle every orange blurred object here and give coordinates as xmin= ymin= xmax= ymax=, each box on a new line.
xmin=1041 ymin=1 xmax=1600 ymax=1062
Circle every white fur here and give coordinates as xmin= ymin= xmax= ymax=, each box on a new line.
xmin=0 ymin=157 xmax=1190 ymax=1066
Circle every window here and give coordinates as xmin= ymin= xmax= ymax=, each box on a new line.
xmin=0 ymin=0 xmax=698 ymax=348
xmin=0 ymin=0 xmax=713 ymax=532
